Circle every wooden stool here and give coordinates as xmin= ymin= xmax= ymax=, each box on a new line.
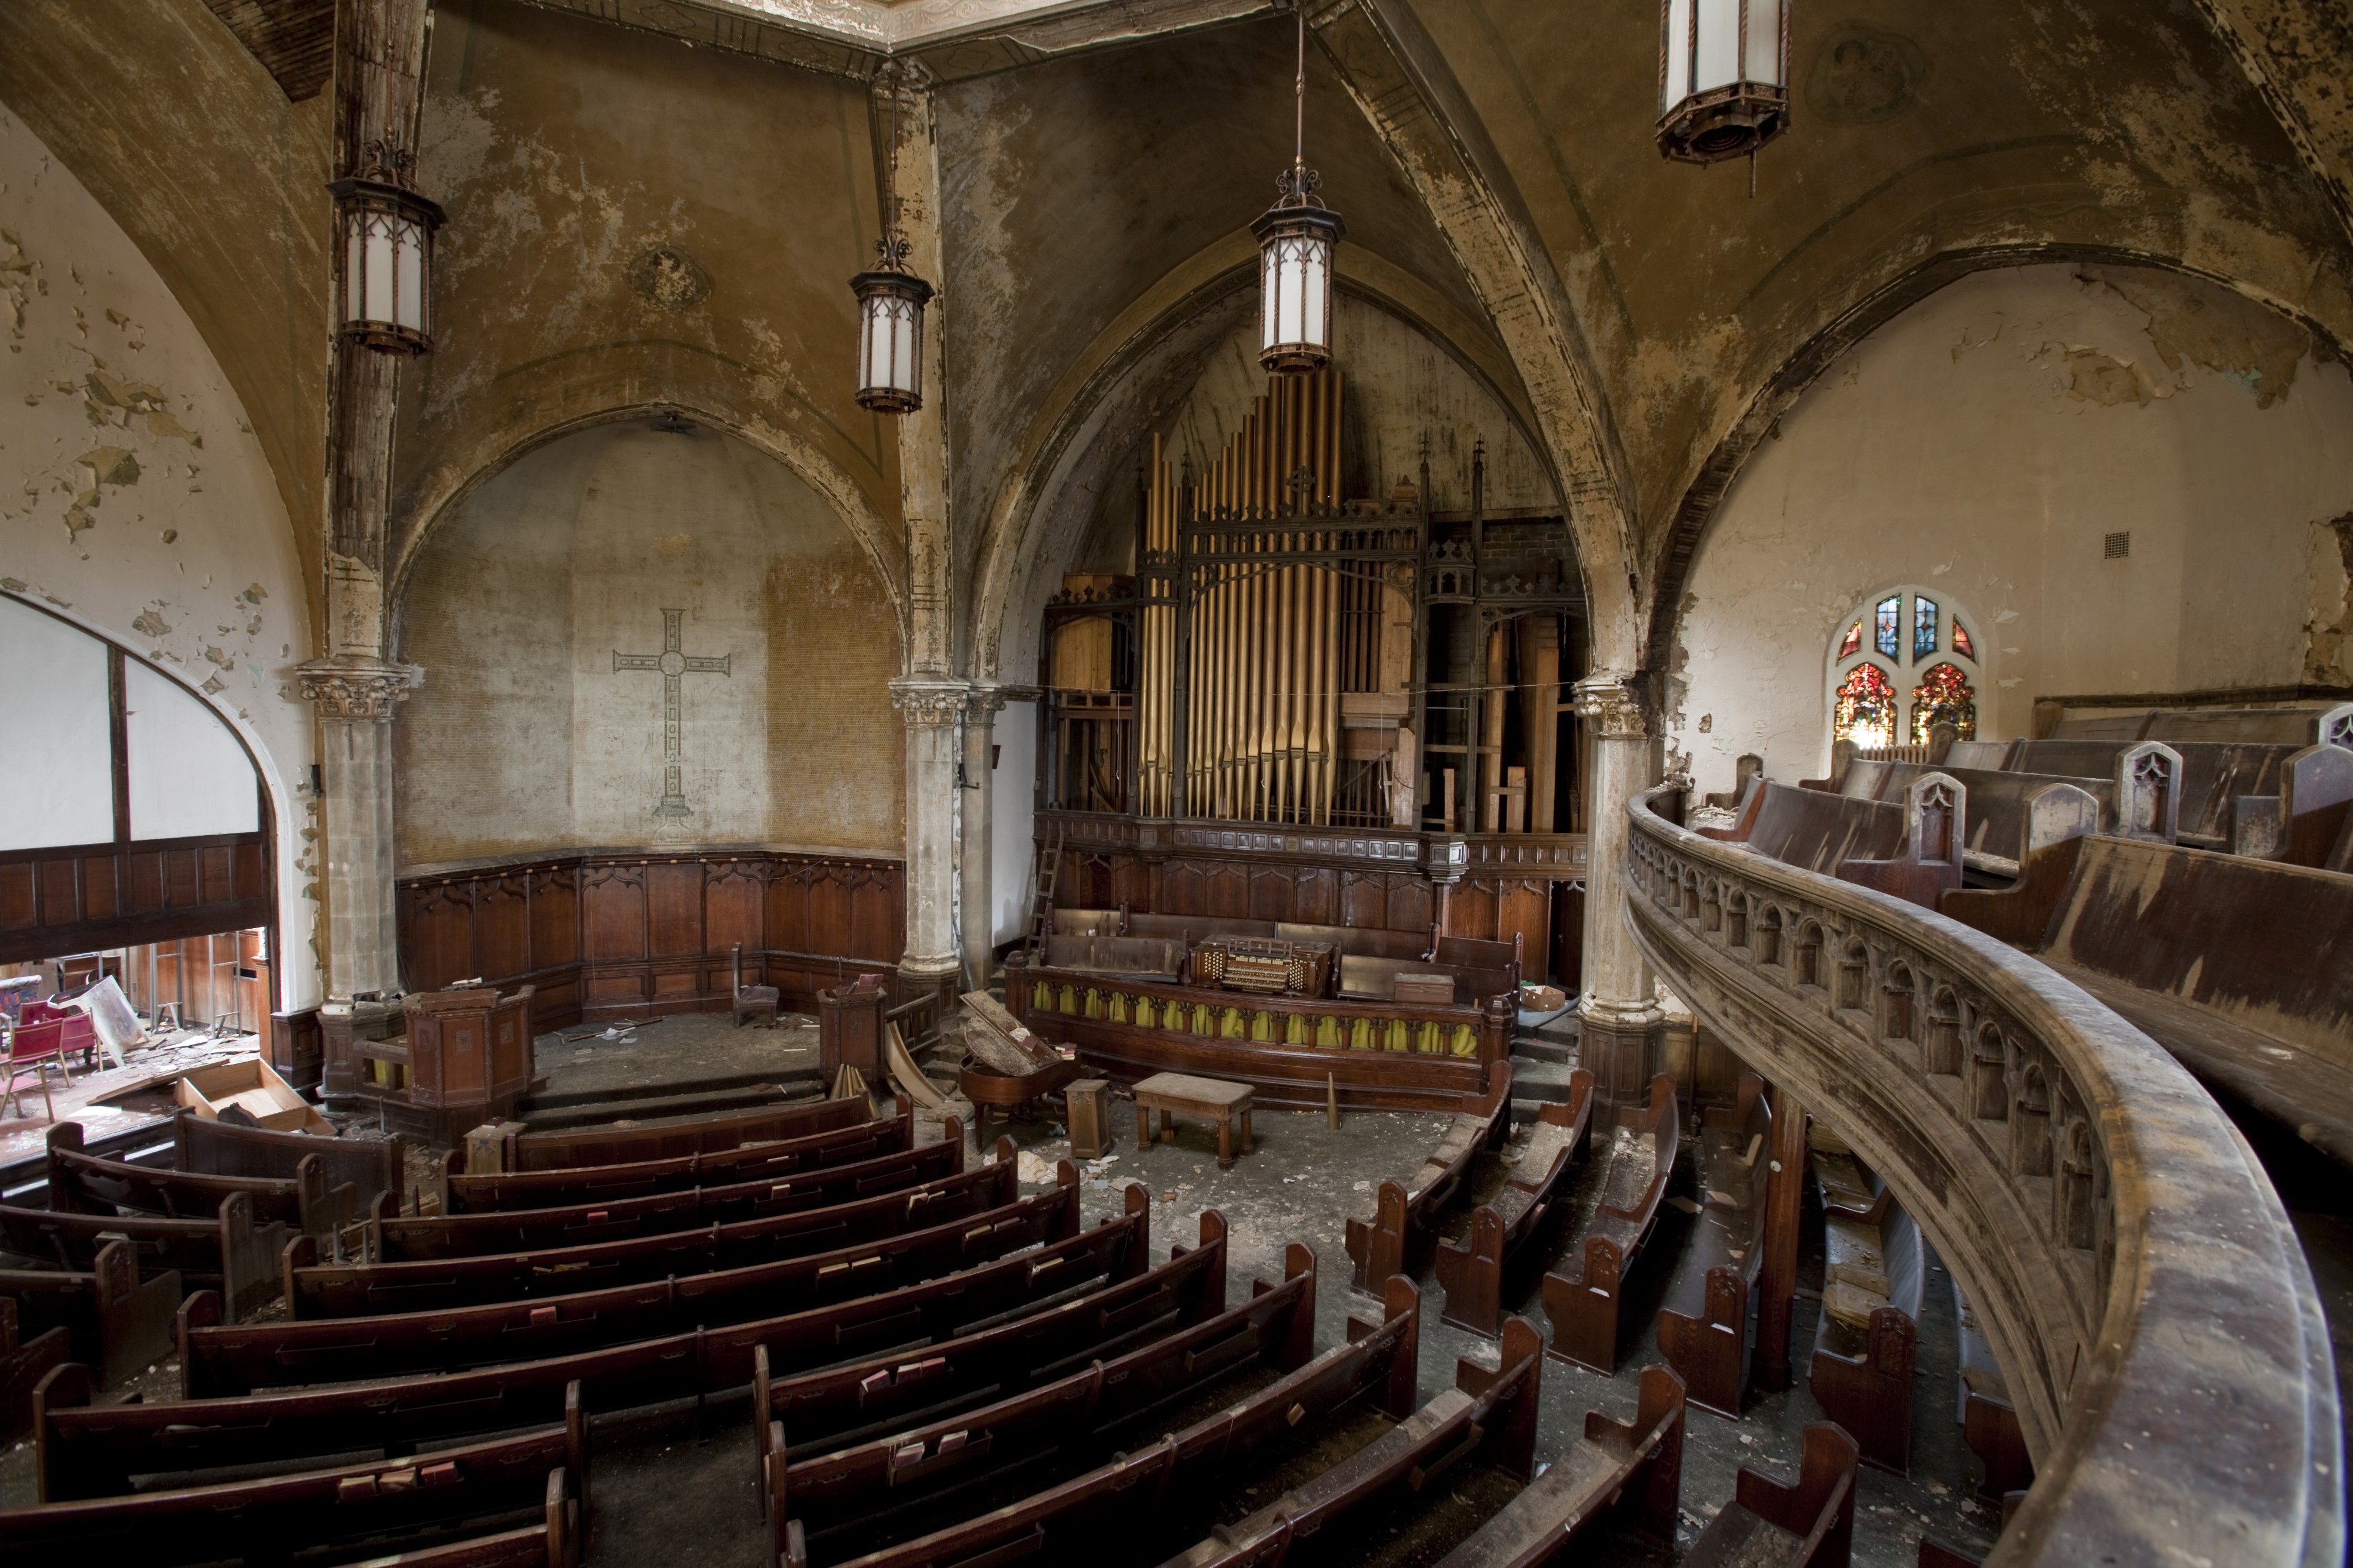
xmin=1132 ymin=1072 xmax=1255 ymax=1169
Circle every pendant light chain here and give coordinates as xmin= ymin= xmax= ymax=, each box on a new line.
xmin=1254 ymin=4 xmax=1341 ymax=373
xmin=849 ymin=61 xmax=935 ymax=413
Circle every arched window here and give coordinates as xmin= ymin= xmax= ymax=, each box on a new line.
xmin=1828 ymin=585 xmax=1986 ymax=753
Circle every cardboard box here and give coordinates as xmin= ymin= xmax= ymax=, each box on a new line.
xmin=175 ymin=1057 xmax=333 ymax=1134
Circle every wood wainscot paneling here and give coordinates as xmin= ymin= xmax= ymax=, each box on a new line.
xmin=397 ymin=850 xmax=906 ymax=1033
xmin=0 ymin=832 xmax=272 ymax=966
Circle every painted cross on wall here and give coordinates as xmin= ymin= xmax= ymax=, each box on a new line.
xmin=614 ymin=607 xmax=731 ymax=818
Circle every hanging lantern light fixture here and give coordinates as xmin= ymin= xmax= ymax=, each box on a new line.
xmin=850 ymin=71 xmax=935 ymax=415
xmin=1657 ymin=0 xmax=1792 ymax=169
xmin=1253 ymin=9 xmax=1342 ymax=375
xmin=328 ymin=174 xmax=444 ymax=354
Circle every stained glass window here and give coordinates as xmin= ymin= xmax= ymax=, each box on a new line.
xmin=1836 ymin=620 xmax=1862 ymax=660
xmin=1835 ymin=663 xmax=1900 ymax=750
xmin=1914 ymin=596 xmax=1938 ymax=662
xmin=1874 ymin=596 xmax=1901 ymax=659
xmin=1912 ymin=662 xmax=1978 ymax=743
xmin=1951 ymin=619 xmax=1974 ymax=659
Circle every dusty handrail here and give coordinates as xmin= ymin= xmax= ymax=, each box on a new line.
xmin=1624 ymin=782 xmax=2341 ymax=1567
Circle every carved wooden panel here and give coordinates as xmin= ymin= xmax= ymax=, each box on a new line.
xmin=1385 ymin=876 xmax=1433 ymax=934
xmin=705 ymin=863 xmax=765 ymax=955
xmin=0 ymin=830 xmax=272 ymax=965
xmin=1340 ymin=870 xmax=1387 ymax=929
xmin=476 ymin=877 xmax=531 ymax=983
xmin=531 ymin=869 xmax=579 ymax=969
xmin=405 ymin=885 xmax=477 ymax=995
xmin=646 ymin=863 xmax=705 ymax=958
xmin=582 ymin=866 xmax=647 ymax=961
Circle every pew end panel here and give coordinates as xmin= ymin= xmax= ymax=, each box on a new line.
xmin=88 ymin=1239 xmax=178 ymax=1387
xmin=1 ymin=1304 xmax=71 ymax=1447
xmin=1685 ymin=1420 xmax=1861 ymax=1568
xmin=1344 ymin=1274 xmax=1424 ymax=1420
xmin=1451 ymin=1315 xmax=1545 ymax=1482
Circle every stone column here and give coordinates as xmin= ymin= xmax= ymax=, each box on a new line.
xmin=893 ymin=679 xmax=967 ymax=1009
xmin=1574 ymin=672 xmax=1662 ymax=1114
xmin=298 ymin=0 xmax=432 ymax=1030
xmin=961 ymin=683 xmax=1005 ymax=990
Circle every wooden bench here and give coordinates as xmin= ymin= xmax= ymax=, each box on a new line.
xmin=1683 ymin=1421 xmax=1859 ymax=1568
xmin=175 ymin=1110 xmax=405 ymax=1197
xmin=1344 ymin=1060 xmax=1514 ymax=1292
xmin=1540 ymin=1073 xmax=1679 ymax=1373
xmin=1133 ymin=1072 xmax=1255 ymax=1169
xmin=1154 ymin=1314 xmax=1545 ymax=1568
xmin=1944 ymin=831 xmax=2353 ymax=1169
xmin=766 ymin=1240 xmax=1319 ymax=1563
xmin=1 ymin=1298 xmax=69 ymax=1444
xmin=0 ymin=1192 xmax=284 ymax=1319
xmin=381 ymin=1130 xmax=961 ymax=1261
xmin=771 ymin=1276 xmax=1425 ymax=1568
xmin=0 ymin=1405 xmax=584 ymax=1563
xmin=1433 ymin=1365 xmax=1687 ymax=1567
xmin=39 ymin=1193 xmax=1155 ymax=1503
xmin=325 ymin=1481 xmax=579 ymax=1568
xmin=1808 ymin=1141 xmax=1925 ymax=1473
xmin=1954 ymin=1280 xmax=2032 ymax=1505
xmin=444 ymin=1097 xmax=910 ymax=1211
xmin=1435 ymin=1067 xmax=1592 ymax=1338
xmin=1 ymin=1242 xmax=176 ymax=1390
xmin=182 ymin=1170 xmax=1084 ymax=1395
xmin=1655 ymin=1073 xmax=1774 ymax=1418
xmin=287 ymin=1145 xmax=1018 ymax=1317
xmin=505 ymin=1092 xmax=868 ymax=1172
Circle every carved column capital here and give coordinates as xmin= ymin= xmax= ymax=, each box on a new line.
xmin=1574 ymin=673 xmax=1649 ymax=740
xmin=964 ymin=682 xmax=1008 ymax=722
xmin=298 ymin=656 xmax=422 ymax=720
xmin=890 ymin=677 xmax=968 ymax=728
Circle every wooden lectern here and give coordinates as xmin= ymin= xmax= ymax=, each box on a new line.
xmin=818 ymin=976 xmax=888 ymax=1083
xmin=402 ymin=985 xmax=535 ymax=1146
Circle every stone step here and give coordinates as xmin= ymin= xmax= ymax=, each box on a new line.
xmin=1512 ymin=1033 xmax=1580 ymax=1066
xmin=520 ymin=1067 xmax=819 ymax=1113
xmin=516 ymin=1080 xmax=816 ymax=1132
xmin=1507 ymin=1057 xmax=1584 ymax=1108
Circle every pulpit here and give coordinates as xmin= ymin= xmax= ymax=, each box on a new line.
xmin=401 ymin=985 xmax=535 ymax=1146
xmin=818 ymin=976 xmax=888 ymax=1083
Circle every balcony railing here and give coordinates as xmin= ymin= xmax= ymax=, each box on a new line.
xmin=1623 ymin=783 xmax=2340 ymax=1567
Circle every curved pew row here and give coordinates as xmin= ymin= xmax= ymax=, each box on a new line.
xmin=2 ymin=1191 xmax=286 ymax=1318
xmin=182 ymin=1168 xmax=1086 ymax=1395
xmin=1154 ymin=1313 xmax=1544 ymax=1568
xmin=378 ymin=1124 xmax=962 ymax=1262
xmin=1655 ymin=1072 xmax=1772 ymax=1416
xmin=790 ymin=1275 xmax=1425 ymax=1568
xmin=48 ymin=1121 xmax=391 ymax=1242
xmin=1434 ymin=1067 xmax=1592 ymax=1339
xmin=1538 ymin=1073 xmax=1678 ymax=1372
xmin=1342 ymin=1061 xmax=1514 ymax=1292
xmin=766 ymin=1239 xmax=1320 ymax=1564
xmin=2 ymin=1392 xmax=585 ymax=1566
xmin=1433 ymin=1366 xmax=1687 ymax=1568
xmin=504 ymin=1092 xmax=868 ymax=1172
xmin=445 ymin=1096 xmax=904 ymax=1212
xmin=288 ymin=1137 xmax=1011 ymax=1317
xmin=39 ymin=1190 xmax=1164 ymax=1503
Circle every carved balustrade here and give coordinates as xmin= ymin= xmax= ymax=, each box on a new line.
xmin=1622 ymin=783 xmax=2339 ymax=1567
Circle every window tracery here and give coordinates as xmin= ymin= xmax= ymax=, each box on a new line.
xmin=1828 ymin=585 xmax=1987 ymax=755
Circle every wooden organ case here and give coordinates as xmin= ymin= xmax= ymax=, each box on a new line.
xmin=1026 ymin=372 xmax=1597 ymax=1109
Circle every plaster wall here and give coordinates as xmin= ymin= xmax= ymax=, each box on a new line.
xmin=0 ymin=104 xmax=319 ymax=1008
xmin=988 ymin=698 xmax=1038 ymax=948
xmin=1668 ymin=263 xmax=2353 ymax=799
xmin=396 ymin=421 xmax=903 ymax=868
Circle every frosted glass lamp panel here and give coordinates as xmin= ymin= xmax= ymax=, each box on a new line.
xmin=1301 ymin=242 xmax=1328 ymax=347
xmin=344 ymin=226 xmax=367 ymax=324
xmin=891 ymin=301 xmax=916 ymax=392
xmin=1744 ymin=0 xmax=1784 ymax=85
xmin=0 ymin=598 xmax=114 ymax=850
xmin=363 ymin=215 xmax=396 ymax=327
xmin=395 ymin=221 xmax=426 ymax=332
xmin=1662 ymin=0 xmax=1694 ymax=108
xmin=1694 ymin=0 xmax=1741 ymax=90
xmin=1261 ymin=249 xmax=1281 ymax=350
xmin=125 ymin=663 xmax=258 ymax=840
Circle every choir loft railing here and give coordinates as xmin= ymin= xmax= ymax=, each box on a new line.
xmin=1622 ymin=782 xmax=2339 ymax=1568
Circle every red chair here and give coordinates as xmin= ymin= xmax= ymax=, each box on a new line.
xmin=2 ymin=1016 xmax=70 ymax=1122
xmin=53 ymin=1009 xmax=99 ymax=1070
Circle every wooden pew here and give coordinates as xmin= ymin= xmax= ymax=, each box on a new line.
xmin=1153 ymin=1314 xmax=1546 ymax=1568
xmin=1808 ymin=1144 xmax=1925 ymax=1472
xmin=752 ymin=1202 xmax=1227 ymax=1518
xmin=41 ymin=1192 xmax=1155 ymax=1503
xmin=1433 ymin=1365 xmax=1687 ymax=1568
xmin=325 ymin=1474 xmax=579 ymax=1568
xmin=175 ymin=1110 xmax=404 ymax=1200
xmin=767 ymin=1239 xmax=1320 ymax=1562
xmin=779 ymin=1275 xmax=1425 ymax=1568
xmin=181 ymin=1167 xmax=1085 ymax=1395
xmin=1 ymin=1297 xmax=70 ymax=1444
xmin=1343 ymin=1061 xmax=1514 ymax=1292
xmin=445 ymin=1098 xmax=908 ymax=1212
xmin=1434 ymin=1067 xmax=1592 ymax=1338
xmin=0 ymin=1241 xmax=177 ymax=1388
xmin=0 ymin=1403 xmax=584 ymax=1563
xmin=1539 ymin=1073 xmax=1678 ymax=1373
xmin=506 ymin=1093 xmax=866 ymax=1172
xmin=48 ymin=1121 xmax=306 ymax=1227
xmin=1954 ymin=1282 xmax=2032 ymax=1504
xmin=1655 ymin=1073 xmax=1774 ymax=1417
xmin=0 ymin=1193 xmax=285 ymax=1319
xmin=288 ymin=1143 xmax=1018 ymax=1317
xmin=379 ymin=1130 xmax=962 ymax=1261
xmin=1683 ymin=1422 xmax=1859 ymax=1568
